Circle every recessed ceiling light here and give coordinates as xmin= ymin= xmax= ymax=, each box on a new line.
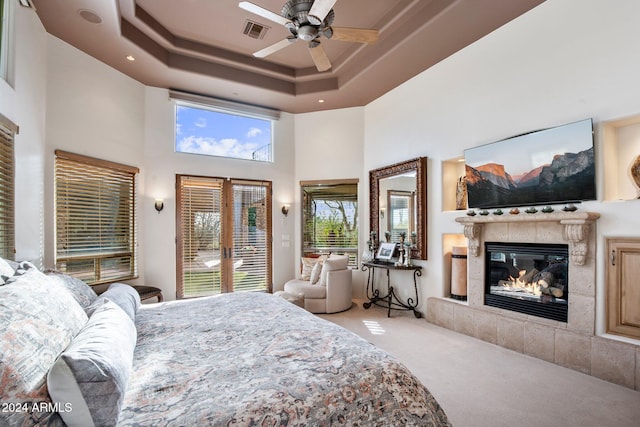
xmin=318 ymin=99 xmax=325 ymax=103
xmin=126 ymin=55 xmax=135 ymax=62
xmin=78 ymin=9 xmax=102 ymax=24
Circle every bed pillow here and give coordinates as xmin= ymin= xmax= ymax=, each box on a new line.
xmin=48 ymin=299 xmax=136 ymax=427
xmin=0 ymin=256 xmax=14 ymax=280
xmin=45 ymin=270 xmax=98 ymax=310
xmin=0 ymin=267 xmax=87 ymax=426
xmin=87 ymin=283 xmax=140 ymax=322
xmin=1 ymin=260 xmax=35 ymax=284
xmin=319 ymin=255 xmax=350 ymax=286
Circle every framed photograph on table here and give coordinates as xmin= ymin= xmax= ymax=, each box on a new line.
xmin=376 ymin=242 xmax=396 ymax=262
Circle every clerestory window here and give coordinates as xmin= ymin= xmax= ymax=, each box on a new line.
xmin=171 ymin=91 xmax=278 ymax=163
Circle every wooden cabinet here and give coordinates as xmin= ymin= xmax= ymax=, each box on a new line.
xmin=606 ymin=238 xmax=640 ymax=339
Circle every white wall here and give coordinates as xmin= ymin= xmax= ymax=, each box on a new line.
xmin=0 ymin=3 xmax=47 ymax=265
xmin=363 ymin=0 xmax=640 ymax=337
xmin=293 ymin=108 xmax=365 ymax=296
xmin=42 ymin=36 xmax=146 ymax=274
xmin=143 ymin=87 xmax=296 ymax=299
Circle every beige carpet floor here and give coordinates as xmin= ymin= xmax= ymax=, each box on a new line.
xmin=319 ymin=301 xmax=640 ymax=427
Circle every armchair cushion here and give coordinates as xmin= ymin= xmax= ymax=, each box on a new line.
xmin=284 ymin=280 xmax=326 ymax=299
xmin=300 ymin=257 xmax=317 ymax=280
xmin=319 ymin=255 xmax=349 ymax=286
xmin=309 ymin=262 xmax=322 ymax=284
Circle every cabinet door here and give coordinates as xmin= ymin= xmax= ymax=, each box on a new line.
xmin=607 ymin=238 xmax=640 ymax=339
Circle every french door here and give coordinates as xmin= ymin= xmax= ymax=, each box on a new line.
xmin=176 ymin=175 xmax=272 ymax=298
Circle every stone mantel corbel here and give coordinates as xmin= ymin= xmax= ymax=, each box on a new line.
xmin=462 ymin=223 xmax=481 ymax=257
xmin=455 ymin=212 xmax=600 ymax=265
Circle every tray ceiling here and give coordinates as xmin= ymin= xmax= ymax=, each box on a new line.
xmin=32 ymin=0 xmax=544 ymax=113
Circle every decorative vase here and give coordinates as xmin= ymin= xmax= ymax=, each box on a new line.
xmin=456 ymin=176 xmax=468 ymax=210
xmin=404 ymin=243 xmax=412 ymax=266
xmin=632 ymin=155 xmax=640 ymax=198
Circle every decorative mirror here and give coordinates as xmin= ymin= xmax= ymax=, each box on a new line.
xmin=369 ymin=157 xmax=427 ymax=260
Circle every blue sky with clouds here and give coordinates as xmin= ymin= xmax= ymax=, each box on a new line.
xmin=175 ymin=105 xmax=272 ymax=161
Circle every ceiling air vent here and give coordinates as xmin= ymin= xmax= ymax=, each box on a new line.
xmin=243 ymin=20 xmax=270 ymax=40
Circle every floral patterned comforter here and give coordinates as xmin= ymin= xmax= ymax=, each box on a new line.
xmin=118 ymin=292 xmax=450 ymax=426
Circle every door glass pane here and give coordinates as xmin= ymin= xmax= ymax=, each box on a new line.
xmin=178 ymin=176 xmax=223 ymax=298
xmin=231 ymin=182 xmax=270 ymax=292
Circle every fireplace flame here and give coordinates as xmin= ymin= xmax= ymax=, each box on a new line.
xmin=500 ymin=268 xmax=563 ymax=299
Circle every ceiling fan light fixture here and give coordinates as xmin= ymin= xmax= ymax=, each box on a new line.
xmin=298 ymin=26 xmax=318 ymax=41
xmin=241 ymin=0 xmax=377 ymax=72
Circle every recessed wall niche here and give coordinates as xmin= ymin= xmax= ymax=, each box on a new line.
xmin=601 ymin=115 xmax=640 ymax=201
xmin=442 ymin=157 xmax=466 ymax=211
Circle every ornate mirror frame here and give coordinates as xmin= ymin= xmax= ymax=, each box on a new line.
xmin=369 ymin=157 xmax=428 ymax=260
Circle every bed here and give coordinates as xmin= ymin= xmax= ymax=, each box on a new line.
xmin=0 ymin=259 xmax=450 ymax=426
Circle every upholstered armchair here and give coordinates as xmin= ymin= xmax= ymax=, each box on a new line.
xmin=284 ymin=255 xmax=353 ymax=314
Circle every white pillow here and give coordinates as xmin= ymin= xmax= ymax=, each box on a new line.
xmin=48 ymin=300 xmax=136 ymax=427
xmin=0 ymin=257 xmax=14 ymax=279
xmin=300 ymin=257 xmax=318 ymax=280
xmin=309 ymin=262 xmax=322 ymax=284
xmin=319 ymin=255 xmax=349 ymax=286
xmin=87 ymin=282 xmax=141 ymax=322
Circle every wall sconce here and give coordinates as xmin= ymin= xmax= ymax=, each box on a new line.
xmin=380 ymin=208 xmax=385 ymax=219
xmin=154 ymin=199 xmax=164 ymax=213
xmin=281 ymin=204 xmax=290 ymax=217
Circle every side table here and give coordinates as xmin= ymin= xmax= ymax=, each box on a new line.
xmin=133 ymin=285 xmax=164 ymax=302
xmin=361 ymin=262 xmax=422 ymax=318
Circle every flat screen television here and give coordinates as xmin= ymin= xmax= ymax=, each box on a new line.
xmin=464 ymin=118 xmax=596 ymax=209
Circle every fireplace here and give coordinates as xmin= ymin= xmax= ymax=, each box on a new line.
xmin=485 ymin=242 xmax=569 ymax=322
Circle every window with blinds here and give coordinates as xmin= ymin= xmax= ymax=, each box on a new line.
xmin=0 ymin=113 xmax=16 ymax=260
xmin=301 ymin=180 xmax=358 ymax=267
xmin=54 ymin=150 xmax=139 ymax=284
xmin=176 ymin=175 xmax=272 ymax=299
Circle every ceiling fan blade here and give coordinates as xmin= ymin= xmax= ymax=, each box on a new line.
xmin=308 ymin=43 xmax=331 ymax=72
xmin=253 ymin=38 xmax=295 ymax=58
xmin=331 ymin=27 xmax=378 ymax=44
xmin=308 ymin=0 xmax=338 ymax=25
xmin=239 ymin=1 xmax=291 ymax=27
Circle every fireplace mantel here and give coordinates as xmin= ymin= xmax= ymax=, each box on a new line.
xmin=455 ymin=212 xmax=600 ymax=265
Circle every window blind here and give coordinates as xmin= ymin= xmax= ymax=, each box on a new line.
xmin=231 ymin=181 xmax=271 ymax=293
xmin=0 ymin=115 xmax=16 ymax=260
xmin=301 ymin=180 xmax=358 ymax=266
xmin=54 ymin=150 xmax=139 ymax=284
xmin=177 ymin=176 xmax=224 ymax=298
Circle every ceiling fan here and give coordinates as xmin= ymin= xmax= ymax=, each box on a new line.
xmin=239 ymin=0 xmax=379 ymax=72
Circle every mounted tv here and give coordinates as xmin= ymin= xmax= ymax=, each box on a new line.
xmin=464 ymin=118 xmax=596 ymax=209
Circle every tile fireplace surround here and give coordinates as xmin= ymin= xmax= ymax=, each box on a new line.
xmin=427 ymin=212 xmax=640 ymax=390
